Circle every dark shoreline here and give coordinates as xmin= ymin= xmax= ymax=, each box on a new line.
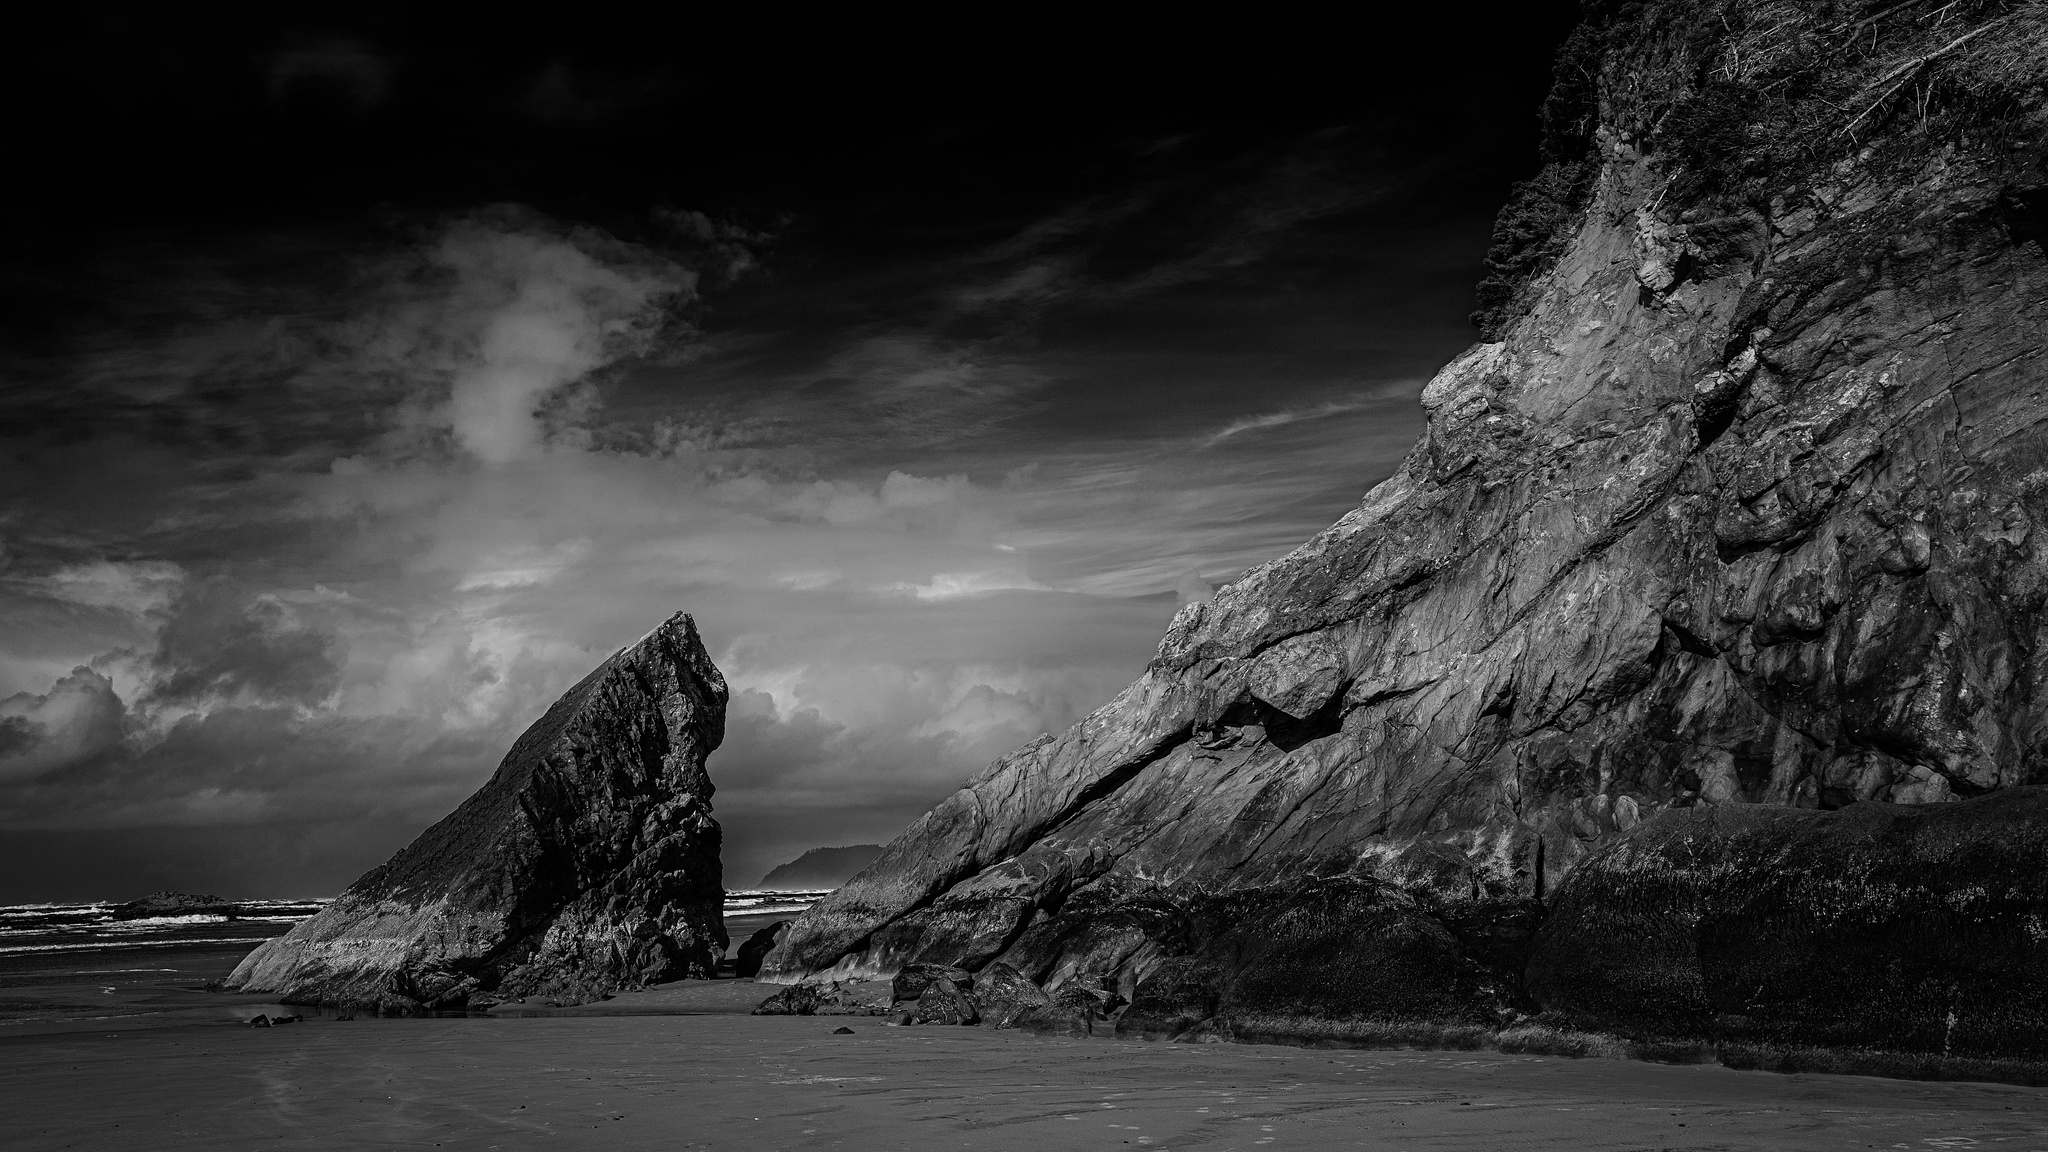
xmin=6 ymin=1011 xmax=2044 ymax=1152
xmin=1152 ymin=1015 xmax=2048 ymax=1089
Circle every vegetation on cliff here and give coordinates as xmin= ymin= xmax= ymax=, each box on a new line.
xmin=1475 ymin=0 xmax=2048 ymax=337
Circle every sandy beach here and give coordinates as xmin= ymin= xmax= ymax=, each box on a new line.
xmin=5 ymin=981 xmax=2046 ymax=1151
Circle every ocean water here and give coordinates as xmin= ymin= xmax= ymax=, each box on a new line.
xmin=0 ymin=889 xmax=827 ymax=1032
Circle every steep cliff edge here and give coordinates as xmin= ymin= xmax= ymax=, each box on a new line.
xmin=228 ymin=613 xmax=728 ymax=1012
xmin=761 ymin=0 xmax=2048 ymax=1052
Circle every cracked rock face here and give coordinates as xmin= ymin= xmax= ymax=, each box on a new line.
xmin=761 ymin=4 xmax=2048 ymax=1043
xmin=226 ymin=613 xmax=727 ymax=1012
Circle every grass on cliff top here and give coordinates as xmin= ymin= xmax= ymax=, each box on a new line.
xmin=1636 ymin=0 xmax=2048 ymax=203
xmin=1474 ymin=0 xmax=2048 ymax=337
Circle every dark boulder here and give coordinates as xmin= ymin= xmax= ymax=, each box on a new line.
xmin=734 ymin=921 xmax=787 ymax=979
xmin=1529 ymin=790 xmax=2048 ymax=1059
xmin=972 ymin=962 xmax=1051 ymax=1029
xmin=752 ymin=983 xmax=826 ymax=1016
xmin=225 ymin=613 xmax=728 ymax=1012
xmin=909 ymin=977 xmax=980 ymax=1025
xmin=890 ymin=962 xmax=971 ymax=1006
xmin=1015 ymin=980 xmax=1109 ymax=1038
xmin=752 ymin=981 xmax=889 ymax=1017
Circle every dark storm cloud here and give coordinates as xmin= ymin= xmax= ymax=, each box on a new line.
xmin=0 ymin=701 xmax=501 ymax=835
xmin=523 ymin=60 xmax=672 ymax=128
xmin=954 ymin=133 xmax=1396 ymax=314
xmin=144 ymin=584 xmax=345 ymax=708
xmin=0 ymin=667 xmax=126 ymax=783
xmin=266 ymin=35 xmax=393 ymax=114
xmin=0 ymin=716 xmax=38 ymax=757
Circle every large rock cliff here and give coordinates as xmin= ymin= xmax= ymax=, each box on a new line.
xmin=228 ymin=612 xmax=728 ymax=1012
xmin=761 ymin=0 xmax=2048 ymax=1052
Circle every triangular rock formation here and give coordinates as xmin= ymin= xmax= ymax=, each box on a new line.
xmin=228 ymin=612 xmax=728 ymax=1012
xmin=761 ymin=1 xmax=2048 ymax=1058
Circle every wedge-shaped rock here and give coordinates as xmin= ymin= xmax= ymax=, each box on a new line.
xmin=227 ymin=612 xmax=727 ymax=1012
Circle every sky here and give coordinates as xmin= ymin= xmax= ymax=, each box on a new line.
xmin=0 ymin=6 xmax=1578 ymax=900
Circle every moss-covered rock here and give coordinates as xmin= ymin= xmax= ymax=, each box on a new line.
xmin=1529 ymin=789 xmax=2048 ymax=1058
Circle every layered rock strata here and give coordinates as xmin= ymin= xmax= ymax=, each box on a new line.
xmin=228 ymin=613 xmax=728 ymax=1012
xmin=762 ymin=0 xmax=2048 ymax=1056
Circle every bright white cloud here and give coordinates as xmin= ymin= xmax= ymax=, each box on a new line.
xmin=1199 ymin=397 xmax=1381 ymax=448
xmin=359 ymin=212 xmax=695 ymax=464
xmin=0 ymin=667 xmax=126 ymax=782
xmin=36 ymin=561 xmax=186 ymax=614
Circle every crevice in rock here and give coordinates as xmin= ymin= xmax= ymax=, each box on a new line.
xmin=1030 ymin=727 xmax=1195 ymax=844
xmin=1662 ymin=619 xmax=1720 ymax=658
xmin=1214 ymin=694 xmax=1348 ymax=754
xmin=2001 ymin=186 xmax=2048 ymax=255
xmin=1695 ymin=395 xmax=1740 ymax=450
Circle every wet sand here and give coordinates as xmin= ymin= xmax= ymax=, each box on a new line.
xmin=5 ymin=985 xmax=2047 ymax=1151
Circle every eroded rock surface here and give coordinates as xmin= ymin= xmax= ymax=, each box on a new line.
xmin=761 ymin=2 xmax=2048 ymax=1055
xmin=227 ymin=613 xmax=728 ymax=1012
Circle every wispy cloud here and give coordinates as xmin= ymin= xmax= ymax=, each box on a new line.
xmin=355 ymin=209 xmax=696 ymax=464
xmin=1198 ymin=397 xmax=1381 ymax=448
xmin=948 ymin=133 xmax=1390 ymax=318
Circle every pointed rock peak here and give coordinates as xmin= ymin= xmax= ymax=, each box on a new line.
xmin=227 ymin=611 xmax=729 ymax=1013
